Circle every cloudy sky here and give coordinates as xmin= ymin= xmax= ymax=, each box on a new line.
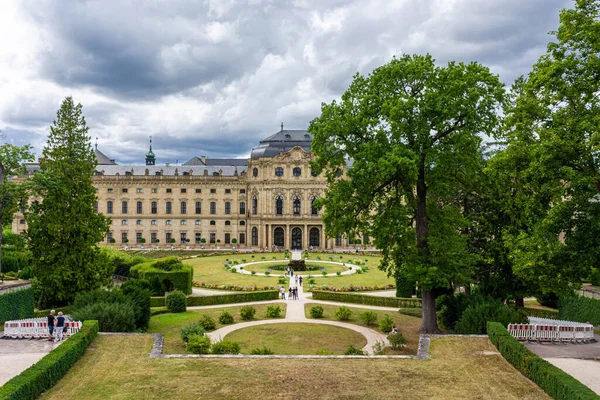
xmin=0 ymin=0 xmax=572 ymax=164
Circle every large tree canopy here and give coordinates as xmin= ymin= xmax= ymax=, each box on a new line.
xmin=27 ymin=97 xmax=111 ymax=306
xmin=501 ymin=0 xmax=600 ymax=294
xmin=309 ymin=54 xmax=504 ymax=332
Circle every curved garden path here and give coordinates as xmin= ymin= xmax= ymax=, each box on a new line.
xmin=205 ymin=278 xmax=390 ymax=355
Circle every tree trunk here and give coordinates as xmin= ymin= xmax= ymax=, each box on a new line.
xmin=419 ymin=289 xmax=440 ymax=333
xmin=515 ymin=297 xmax=524 ymax=308
xmin=464 ymin=284 xmax=471 ymax=295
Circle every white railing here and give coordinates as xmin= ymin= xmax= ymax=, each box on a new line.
xmin=508 ymin=317 xmax=595 ymax=343
xmin=3 ymin=317 xmax=81 ymax=339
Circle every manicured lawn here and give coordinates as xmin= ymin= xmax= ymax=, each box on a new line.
xmin=304 ymin=303 xmax=421 ymax=355
xmin=244 ymin=260 xmax=346 ymax=275
xmin=524 ymin=299 xmax=558 ymax=312
xmin=148 ymin=303 xmax=287 ymax=353
xmin=42 ymin=335 xmax=549 ymax=399
xmin=185 ymin=253 xmax=394 ymax=290
xmin=223 ymin=323 xmax=367 ymax=355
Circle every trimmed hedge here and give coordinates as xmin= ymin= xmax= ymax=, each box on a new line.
xmin=0 ymin=287 xmax=34 ymax=325
xmin=398 ymin=308 xmax=422 ymax=318
xmin=522 ymin=307 xmax=559 ymax=319
xmin=150 ymin=290 xmax=279 ymax=307
xmin=558 ymin=297 xmax=600 ymax=326
xmin=0 ymin=320 xmax=99 ymax=400
xmin=487 ymin=322 xmax=598 ymax=400
xmin=311 ymin=291 xmax=422 ymax=308
xmin=130 ymin=257 xmax=193 ymax=295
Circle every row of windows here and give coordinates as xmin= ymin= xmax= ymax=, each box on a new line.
xmin=102 ymin=201 xmax=246 ymax=215
xmin=251 ymin=167 xmax=318 ymax=178
xmin=105 ymin=188 xmax=246 ymax=194
xmin=100 ymin=197 xmax=318 ymax=216
xmin=111 ymin=232 xmax=247 ymax=245
xmin=120 ymin=220 xmax=246 ymax=226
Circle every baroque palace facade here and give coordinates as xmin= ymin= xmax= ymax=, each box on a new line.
xmin=13 ymin=129 xmax=359 ymax=250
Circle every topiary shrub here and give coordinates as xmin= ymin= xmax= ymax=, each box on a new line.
xmin=591 ymin=268 xmax=600 ymax=286
xmin=199 ymin=314 xmax=216 ymax=330
xmin=436 ymin=293 xmax=487 ymax=330
xmin=120 ymin=279 xmax=152 ymax=331
xmin=558 ymin=296 xmax=600 ymax=326
xmin=536 ymin=292 xmax=560 ymax=309
xmin=359 ymin=311 xmax=378 ymax=326
xmin=395 ymin=272 xmax=414 ymax=298
xmin=211 ymin=340 xmax=241 ymax=354
xmin=219 ymin=311 xmax=235 ymax=324
xmin=455 ymin=300 xmax=528 ymax=334
xmin=387 ymin=332 xmax=406 ymax=350
xmin=379 ymin=314 xmax=394 ymax=333
xmin=344 ymin=344 xmax=365 ymax=355
xmin=265 ymin=305 xmax=282 ymax=318
xmin=335 ymin=306 xmax=353 ymax=321
xmin=240 ymin=305 xmax=256 ymax=320
xmin=72 ymin=302 xmax=136 ymax=332
xmin=187 ymin=334 xmax=211 ymax=354
xmin=310 ymin=306 xmax=324 ymax=318
xmin=250 ymin=346 xmax=274 ymax=355
xmin=181 ymin=321 xmax=205 ymax=343
xmin=166 ymin=290 xmax=187 ymax=313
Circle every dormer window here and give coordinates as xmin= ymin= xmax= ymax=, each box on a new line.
xmin=285 ymin=134 xmax=291 ymax=139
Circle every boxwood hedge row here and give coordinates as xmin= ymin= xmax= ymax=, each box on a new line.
xmin=487 ymin=322 xmax=598 ymax=400
xmin=150 ymin=290 xmax=279 ymax=307
xmin=0 ymin=286 xmax=34 ymax=325
xmin=0 ymin=320 xmax=99 ymax=400
xmin=311 ymin=290 xmax=422 ymax=308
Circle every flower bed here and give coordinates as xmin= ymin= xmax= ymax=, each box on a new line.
xmin=194 ymin=281 xmax=278 ymax=292
xmin=307 ymin=284 xmax=395 ymax=292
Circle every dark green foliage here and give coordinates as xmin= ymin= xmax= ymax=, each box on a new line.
xmin=590 ymin=268 xmax=600 ymax=286
xmin=309 ymin=306 xmax=324 ymax=318
xmin=219 ymin=311 xmax=234 ymax=324
xmin=120 ymin=279 xmax=152 ymax=331
xmin=166 ymin=290 xmax=187 ymax=313
xmin=265 ymin=305 xmax=282 ymax=318
xmin=359 ymin=311 xmax=377 ymax=326
xmin=27 ymin=98 xmax=111 ymax=307
xmin=558 ymin=297 xmax=600 ymax=326
xmin=311 ymin=291 xmax=421 ymax=308
xmin=151 ymin=257 xmax=183 ymax=271
xmin=387 ymin=332 xmax=406 ymax=350
xmin=436 ymin=293 xmax=487 ymax=330
xmin=198 ymin=314 xmax=216 ymax=330
xmin=1 ymin=251 xmax=33 ymax=273
xmin=0 ymin=287 xmax=34 ymax=325
xmin=521 ymin=307 xmax=559 ymax=319
xmin=344 ymin=344 xmax=365 ymax=355
xmin=72 ymin=302 xmax=135 ymax=332
xmin=101 ymin=248 xmax=146 ymax=277
xmin=180 ymin=322 xmax=205 ymax=343
xmin=131 ymin=258 xmax=192 ymax=295
xmin=148 ymin=276 xmax=165 ymax=296
xmin=487 ymin=322 xmax=598 ymax=400
xmin=240 ymin=306 xmax=256 ymax=320
xmin=150 ymin=291 xmax=279 ymax=308
xmin=186 ymin=334 xmax=211 ymax=354
xmin=17 ymin=267 xmax=32 ymax=280
xmin=455 ymin=301 xmax=528 ymax=334
xmin=210 ymin=340 xmax=241 ymax=354
xmin=379 ymin=315 xmax=394 ymax=333
xmin=334 ymin=306 xmax=352 ymax=321
xmin=0 ymin=320 xmax=98 ymax=400
xmin=536 ymin=292 xmax=560 ymax=309
xmin=398 ymin=308 xmax=422 ymax=318
xmin=395 ymin=272 xmax=414 ymax=298
xmin=250 ymin=347 xmax=274 ymax=355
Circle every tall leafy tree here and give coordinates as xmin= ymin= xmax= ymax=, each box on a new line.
xmin=309 ymin=55 xmax=504 ymax=332
xmin=0 ymin=143 xmax=34 ymax=274
xmin=27 ymin=97 xmax=111 ymax=306
xmin=502 ymin=0 xmax=600 ymax=293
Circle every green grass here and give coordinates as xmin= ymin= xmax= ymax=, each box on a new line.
xmin=186 ymin=253 xmax=394 ymax=290
xmin=245 ymin=261 xmax=346 ymax=274
xmin=305 ymin=303 xmax=421 ymax=355
xmin=42 ymin=335 xmax=550 ymax=399
xmin=224 ymin=323 xmax=367 ymax=355
xmin=147 ymin=303 xmax=287 ymax=353
xmin=523 ymin=299 xmax=558 ymax=312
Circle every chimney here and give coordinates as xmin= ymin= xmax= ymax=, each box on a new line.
xmin=201 ymin=156 xmax=206 ymax=165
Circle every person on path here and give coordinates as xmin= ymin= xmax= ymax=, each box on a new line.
xmin=294 ymin=287 xmax=298 ymax=300
xmin=295 ymin=275 xmax=299 ymax=285
xmin=299 ymin=276 xmax=303 ymax=286
xmin=47 ymin=310 xmax=55 ymax=341
xmin=280 ymin=287 xmax=286 ymax=300
xmin=290 ymin=269 xmax=294 ymax=277
xmin=289 ymin=287 xmax=293 ymax=300
xmin=54 ymin=311 xmax=65 ymax=343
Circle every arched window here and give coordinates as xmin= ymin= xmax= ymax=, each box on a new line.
xmin=275 ymin=195 xmax=284 ymax=215
xmin=252 ymin=167 xmax=258 ymax=177
xmin=275 ymin=167 xmax=284 ymax=177
xmin=336 ymin=235 xmax=342 ymax=247
xmin=225 ymin=220 xmax=231 ymax=226
xmin=311 ymin=169 xmax=318 ymax=177
xmin=309 ymin=227 xmax=320 ymax=247
xmin=293 ymin=196 xmax=301 ymax=215
xmin=240 ymin=221 xmax=246 ymax=226
xmin=252 ymin=196 xmax=258 ymax=215
xmin=310 ymin=196 xmax=319 ymax=215
xmin=251 ymin=227 xmax=258 ymax=246
xmin=210 ymin=220 xmax=216 ymax=225
xmin=293 ymin=167 xmax=301 ymax=177
xmin=274 ymin=227 xmax=284 ymax=246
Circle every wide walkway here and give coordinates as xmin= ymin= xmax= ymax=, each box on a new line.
xmin=206 ymin=276 xmax=390 ymax=355
xmin=0 ymin=338 xmax=60 ymax=385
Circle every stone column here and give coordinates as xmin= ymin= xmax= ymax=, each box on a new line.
xmin=321 ymin=226 xmax=326 ymax=250
xmin=303 ymin=224 xmax=308 ymax=250
xmin=284 ymin=224 xmax=289 ymax=249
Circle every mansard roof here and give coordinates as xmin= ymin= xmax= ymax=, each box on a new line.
xmin=95 ymin=148 xmax=117 ymax=165
xmin=250 ymin=129 xmax=313 ymax=159
xmin=183 ymin=157 xmax=248 ymax=167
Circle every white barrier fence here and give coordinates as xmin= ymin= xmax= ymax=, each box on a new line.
xmin=3 ymin=317 xmax=82 ymax=339
xmin=508 ymin=317 xmax=595 ymax=343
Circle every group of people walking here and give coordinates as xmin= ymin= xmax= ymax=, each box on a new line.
xmin=47 ymin=310 xmax=66 ymax=343
xmin=280 ymin=285 xmax=301 ymax=300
